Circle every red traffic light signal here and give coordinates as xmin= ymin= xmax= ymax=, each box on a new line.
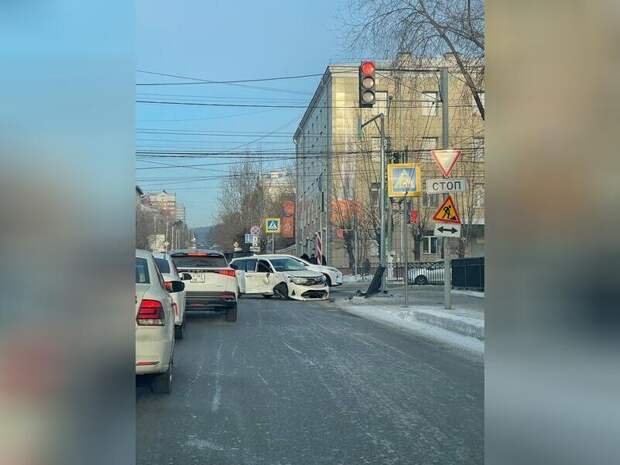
xmin=361 ymin=61 xmax=375 ymax=75
xmin=359 ymin=60 xmax=376 ymax=107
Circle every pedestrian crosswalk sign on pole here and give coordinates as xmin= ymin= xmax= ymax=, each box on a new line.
xmin=265 ymin=217 xmax=281 ymax=233
xmin=432 ymin=195 xmax=461 ymax=224
xmin=387 ymin=163 xmax=422 ymax=198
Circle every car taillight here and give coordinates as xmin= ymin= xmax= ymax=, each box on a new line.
xmin=218 ymin=269 xmax=236 ymax=278
xmin=137 ymin=299 xmax=165 ymax=326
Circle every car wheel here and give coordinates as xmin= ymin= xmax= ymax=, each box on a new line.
xmin=323 ymin=274 xmax=332 ymax=287
xmin=263 ymin=294 xmax=273 ymax=299
xmin=151 ymin=361 xmax=173 ymax=394
xmin=174 ymin=323 xmax=184 ymax=340
xmin=225 ymin=303 xmax=238 ymax=322
xmin=414 ymin=275 xmax=428 ymax=285
xmin=274 ymin=282 xmax=289 ymax=299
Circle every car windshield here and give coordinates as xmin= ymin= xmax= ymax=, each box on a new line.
xmin=154 ymin=258 xmax=170 ymax=273
xmin=269 ymin=258 xmax=307 ymax=272
xmin=172 ymin=254 xmax=227 ymax=268
xmin=135 ymin=258 xmax=149 ymax=283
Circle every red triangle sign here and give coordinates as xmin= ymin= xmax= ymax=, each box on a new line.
xmin=431 ymin=149 xmax=462 ymax=177
xmin=432 ymin=195 xmax=461 ymax=224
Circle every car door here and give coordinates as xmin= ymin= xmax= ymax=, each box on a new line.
xmin=229 ymin=260 xmax=246 ymax=294
xmin=249 ymin=259 xmax=273 ymax=294
xmin=242 ymin=258 xmax=264 ymax=294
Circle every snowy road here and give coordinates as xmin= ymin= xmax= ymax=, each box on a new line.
xmin=137 ymin=296 xmax=483 ymax=465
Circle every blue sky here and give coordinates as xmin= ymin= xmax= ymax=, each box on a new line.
xmin=137 ymin=0 xmax=357 ymax=227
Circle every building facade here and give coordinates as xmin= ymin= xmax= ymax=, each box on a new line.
xmin=293 ymin=56 xmax=485 ymax=271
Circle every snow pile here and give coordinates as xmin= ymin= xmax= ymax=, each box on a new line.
xmin=337 ymin=300 xmax=484 ymax=356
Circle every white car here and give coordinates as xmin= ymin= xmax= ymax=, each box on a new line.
xmin=230 ymin=255 xmax=329 ymax=301
xmin=152 ymin=252 xmax=188 ymax=339
xmin=135 ymin=249 xmax=183 ymax=394
xmin=285 ymin=255 xmax=343 ymax=287
xmin=407 ymin=260 xmax=445 ymax=285
xmin=170 ymin=249 xmax=239 ymax=322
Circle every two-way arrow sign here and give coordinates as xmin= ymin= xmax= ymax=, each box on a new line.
xmin=434 ymin=223 xmax=462 ymax=238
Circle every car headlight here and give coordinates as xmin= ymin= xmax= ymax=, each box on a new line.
xmin=290 ymin=277 xmax=307 ymax=285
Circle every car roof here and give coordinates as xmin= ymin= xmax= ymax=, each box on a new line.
xmin=170 ymin=248 xmax=224 ymax=257
xmin=135 ymin=249 xmax=152 ymax=259
xmin=255 ymin=254 xmax=295 ymax=259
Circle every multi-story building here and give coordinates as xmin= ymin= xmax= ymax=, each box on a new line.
xmin=263 ymin=170 xmax=294 ymax=201
xmin=293 ymin=54 xmax=485 ymax=270
xmin=144 ymin=191 xmax=178 ymax=219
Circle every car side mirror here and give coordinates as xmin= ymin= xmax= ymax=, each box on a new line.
xmin=180 ymin=273 xmax=192 ymax=281
xmin=165 ymin=280 xmax=185 ymax=293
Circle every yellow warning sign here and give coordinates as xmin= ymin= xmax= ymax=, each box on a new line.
xmin=387 ymin=163 xmax=422 ymax=198
xmin=432 ymin=195 xmax=461 ymax=224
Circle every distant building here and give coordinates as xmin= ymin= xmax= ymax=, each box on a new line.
xmin=175 ymin=204 xmax=186 ymax=223
xmin=263 ymin=171 xmax=294 ymax=201
xmin=144 ymin=191 xmax=179 ymax=219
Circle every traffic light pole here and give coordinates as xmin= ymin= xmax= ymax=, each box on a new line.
xmin=360 ymin=112 xmax=386 ymax=292
xmin=440 ymin=67 xmax=452 ymax=310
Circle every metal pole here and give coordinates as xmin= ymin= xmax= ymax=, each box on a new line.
xmin=403 ymin=202 xmax=409 ymax=306
xmin=379 ymin=113 xmax=386 ymax=292
xmin=440 ymin=68 xmax=452 ymax=309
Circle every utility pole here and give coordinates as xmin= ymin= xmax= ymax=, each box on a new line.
xmin=440 ymin=67 xmax=452 ymax=309
xmin=379 ymin=113 xmax=386 ymax=292
xmin=359 ymin=112 xmax=387 ymax=291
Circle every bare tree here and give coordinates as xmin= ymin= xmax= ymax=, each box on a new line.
xmin=345 ymin=0 xmax=485 ymax=119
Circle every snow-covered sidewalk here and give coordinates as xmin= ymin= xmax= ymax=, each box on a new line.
xmin=336 ymin=296 xmax=484 ymax=356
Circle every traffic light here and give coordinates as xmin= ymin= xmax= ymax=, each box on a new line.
xmin=359 ymin=60 xmax=376 ymax=107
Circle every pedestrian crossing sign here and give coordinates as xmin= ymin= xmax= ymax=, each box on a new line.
xmin=265 ymin=217 xmax=281 ymax=233
xmin=432 ymin=195 xmax=461 ymax=224
xmin=387 ymin=163 xmax=422 ymax=198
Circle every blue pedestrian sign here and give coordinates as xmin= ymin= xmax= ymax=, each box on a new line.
xmin=265 ymin=217 xmax=281 ymax=233
xmin=387 ymin=163 xmax=422 ymax=198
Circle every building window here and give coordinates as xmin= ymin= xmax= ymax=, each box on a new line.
xmin=423 ymin=236 xmax=438 ymax=254
xmin=473 ymin=91 xmax=485 ymax=116
xmin=474 ymin=183 xmax=485 ymax=207
xmin=421 ymin=91 xmax=439 ymax=116
xmin=421 ymin=137 xmax=438 ymax=157
xmin=473 ymin=137 xmax=485 ymax=161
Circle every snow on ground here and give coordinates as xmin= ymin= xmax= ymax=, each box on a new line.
xmin=451 ymin=289 xmax=485 ymax=298
xmin=341 ymin=274 xmax=373 ymax=283
xmin=336 ymin=301 xmax=484 ymax=356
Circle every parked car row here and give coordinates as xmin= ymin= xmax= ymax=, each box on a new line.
xmin=135 ymin=249 xmax=335 ymax=394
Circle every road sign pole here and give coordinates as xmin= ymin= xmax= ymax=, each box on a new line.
xmin=402 ymin=203 xmax=409 ymax=307
xmin=379 ymin=112 xmax=386 ymax=292
xmin=440 ymin=67 xmax=452 ymax=310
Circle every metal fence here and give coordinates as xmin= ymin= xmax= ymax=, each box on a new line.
xmin=389 ymin=260 xmax=446 ymax=285
xmin=451 ymin=257 xmax=485 ymax=291
xmin=386 ymin=257 xmax=484 ymax=290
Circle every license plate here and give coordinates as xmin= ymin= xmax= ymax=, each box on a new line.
xmin=191 ymin=275 xmax=205 ymax=283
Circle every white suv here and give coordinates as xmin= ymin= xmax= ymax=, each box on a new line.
xmin=135 ymin=249 xmax=183 ymax=394
xmin=230 ymin=255 xmax=329 ymax=301
xmin=170 ymin=249 xmax=239 ymax=322
xmin=152 ymin=252 xmax=187 ymax=339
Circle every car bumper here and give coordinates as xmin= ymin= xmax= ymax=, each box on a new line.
xmin=135 ymin=333 xmax=173 ymax=375
xmin=185 ymin=291 xmax=237 ymax=310
xmin=288 ymin=283 xmax=330 ymax=301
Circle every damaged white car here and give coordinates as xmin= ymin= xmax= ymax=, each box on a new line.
xmin=229 ymin=255 xmax=329 ymax=301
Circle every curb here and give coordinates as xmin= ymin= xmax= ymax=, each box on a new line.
xmin=412 ymin=310 xmax=484 ymax=340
